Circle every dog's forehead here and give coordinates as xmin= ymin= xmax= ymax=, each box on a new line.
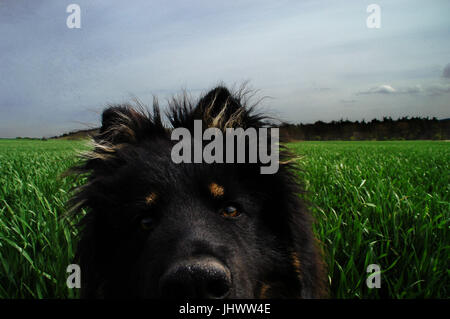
xmin=135 ymin=153 xmax=237 ymax=193
xmin=130 ymin=137 xmax=264 ymax=197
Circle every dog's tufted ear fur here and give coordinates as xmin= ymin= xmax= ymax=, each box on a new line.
xmin=167 ymin=86 xmax=267 ymax=132
xmin=193 ymin=86 xmax=243 ymax=128
xmin=97 ymin=102 xmax=166 ymax=145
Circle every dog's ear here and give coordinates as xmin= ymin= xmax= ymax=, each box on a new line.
xmin=194 ymin=86 xmax=241 ymax=127
xmin=97 ymin=103 xmax=165 ymax=144
xmin=100 ymin=106 xmax=130 ymax=134
xmin=195 ymin=86 xmax=266 ymax=130
xmin=168 ymin=86 xmax=266 ymax=131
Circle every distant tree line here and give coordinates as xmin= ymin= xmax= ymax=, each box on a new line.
xmin=14 ymin=117 xmax=449 ymax=141
xmin=279 ymin=117 xmax=450 ymax=141
xmin=46 ymin=128 xmax=99 ymax=140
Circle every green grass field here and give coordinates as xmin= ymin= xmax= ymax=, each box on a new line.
xmin=0 ymin=139 xmax=448 ymax=298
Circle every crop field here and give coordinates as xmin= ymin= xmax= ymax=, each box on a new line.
xmin=0 ymin=139 xmax=448 ymax=298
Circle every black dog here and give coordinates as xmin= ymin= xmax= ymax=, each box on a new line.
xmin=68 ymin=86 xmax=326 ymax=298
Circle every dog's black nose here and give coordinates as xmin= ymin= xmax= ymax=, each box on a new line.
xmin=159 ymin=257 xmax=231 ymax=298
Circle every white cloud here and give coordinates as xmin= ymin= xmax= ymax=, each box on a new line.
xmin=358 ymin=84 xmax=397 ymax=95
xmin=357 ymin=83 xmax=450 ymax=96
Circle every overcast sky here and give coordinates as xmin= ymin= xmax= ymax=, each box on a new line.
xmin=1 ymin=0 xmax=449 ymax=138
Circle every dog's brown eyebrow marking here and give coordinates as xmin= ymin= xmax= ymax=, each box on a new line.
xmin=209 ymin=182 xmax=225 ymax=198
xmin=291 ymin=252 xmax=303 ymax=281
xmin=145 ymin=192 xmax=157 ymax=205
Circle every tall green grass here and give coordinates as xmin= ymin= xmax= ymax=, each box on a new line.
xmin=0 ymin=140 xmax=85 ymax=298
xmin=0 ymin=139 xmax=448 ymax=298
xmin=290 ymin=141 xmax=449 ymax=298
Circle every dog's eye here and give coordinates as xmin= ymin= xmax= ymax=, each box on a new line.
xmin=221 ymin=206 xmax=240 ymax=218
xmin=140 ymin=217 xmax=154 ymax=230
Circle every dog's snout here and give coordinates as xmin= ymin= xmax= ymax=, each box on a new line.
xmin=159 ymin=258 xmax=231 ymax=299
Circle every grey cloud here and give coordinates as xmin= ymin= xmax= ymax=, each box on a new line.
xmin=427 ymin=83 xmax=450 ymax=95
xmin=1 ymin=0 xmax=450 ymax=137
xmin=314 ymin=87 xmax=332 ymax=92
xmin=399 ymin=86 xmax=423 ymax=94
xmin=442 ymin=64 xmax=450 ymax=79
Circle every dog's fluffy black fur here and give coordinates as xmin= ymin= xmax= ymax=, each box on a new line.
xmin=68 ymin=85 xmax=326 ymax=298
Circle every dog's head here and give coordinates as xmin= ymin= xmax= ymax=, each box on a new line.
xmin=69 ymin=86 xmax=325 ymax=298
